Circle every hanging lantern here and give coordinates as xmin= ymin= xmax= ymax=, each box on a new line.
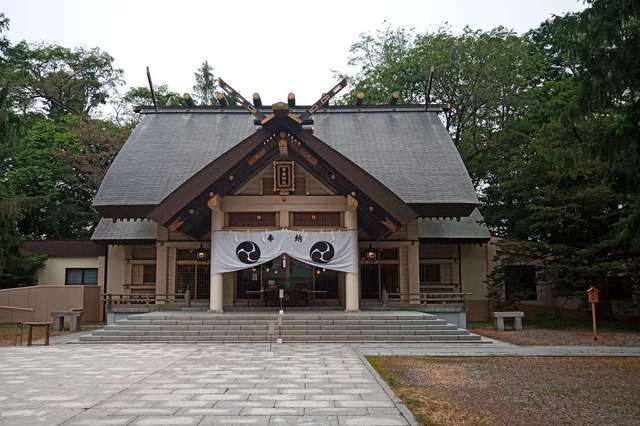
xmin=364 ymin=244 xmax=378 ymax=262
xmin=196 ymin=248 xmax=208 ymax=261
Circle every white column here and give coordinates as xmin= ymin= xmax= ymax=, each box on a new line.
xmin=209 ymin=195 xmax=224 ymax=312
xmin=345 ymin=196 xmax=359 ymax=312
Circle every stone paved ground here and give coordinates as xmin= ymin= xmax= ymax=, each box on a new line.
xmin=0 ymin=344 xmax=412 ymax=426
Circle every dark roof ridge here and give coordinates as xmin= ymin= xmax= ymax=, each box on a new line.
xmin=137 ymin=104 xmax=447 ymax=114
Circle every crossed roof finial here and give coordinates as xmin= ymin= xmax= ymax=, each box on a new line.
xmin=217 ymin=78 xmax=348 ymax=126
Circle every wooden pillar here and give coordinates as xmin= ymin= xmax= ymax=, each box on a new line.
xmin=345 ymin=195 xmax=359 ymax=312
xmin=209 ymin=195 xmax=224 ymax=312
xmin=155 ymin=245 xmax=168 ymax=303
xmin=407 ymin=219 xmax=420 ymax=304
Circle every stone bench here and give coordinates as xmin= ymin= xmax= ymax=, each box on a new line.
xmin=493 ymin=311 xmax=524 ymax=331
xmin=50 ymin=310 xmax=83 ymax=332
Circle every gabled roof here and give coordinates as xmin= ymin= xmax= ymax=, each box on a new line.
xmin=419 ymin=208 xmax=491 ymax=243
xmin=93 ymin=106 xmax=478 ymax=218
xmin=91 ymin=219 xmax=157 ymax=243
xmin=23 ymin=240 xmax=104 ymax=257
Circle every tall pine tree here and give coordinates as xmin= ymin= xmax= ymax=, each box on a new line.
xmin=193 ymin=61 xmax=217 ymax=106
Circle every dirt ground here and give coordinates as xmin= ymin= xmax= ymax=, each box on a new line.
xmin=369 ymin=356 xmax=640 ymax=426
xmin=470 ymin=326 xmax=640 ymax=346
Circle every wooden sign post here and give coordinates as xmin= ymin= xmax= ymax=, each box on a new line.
xmin=587 ymin=287 xmax=599 ymax=341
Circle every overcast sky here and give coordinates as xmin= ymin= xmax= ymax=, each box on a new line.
xmin=4 ymin=0 xmax=586 ymax=104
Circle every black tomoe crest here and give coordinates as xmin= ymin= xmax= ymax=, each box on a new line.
xmin=310 ymin=241 xmax=335 ymax=264
xmin=236 ymin=241 xmax=261 ymax=264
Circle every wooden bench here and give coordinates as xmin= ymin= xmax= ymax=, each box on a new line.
xmin=50 ymin=310 xmax=83 ymax=332
xmin=493 ymin=311 xmax=524 ymax=331
xmin=16 ymin=322 xmax=52 ymax=346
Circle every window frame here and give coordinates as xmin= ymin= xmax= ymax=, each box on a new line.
xmin=65 ymin=268 xmax=99 ymax=285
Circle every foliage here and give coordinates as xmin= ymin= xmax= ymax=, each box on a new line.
xmin=341 ymin=25 xmax=541 ymax=188
xmin=122 ymin=85 xmax=183 ymax=108
xmin=1 ymin=116 xmax=98 ymax=239
xmin=3 ymin=41 xmax=123 ymax=119
xmin=193 ymin=60 xmax=217 ymax=105
xmin=0 ymin=14 xmax=47 ymax=285
xmin=60 ymin=117 xmax=129 ymax=192
xmin=341 ymin=2 xmax=640 ymax=303
xmin=0 ymin=181 xmax=47 ymax=288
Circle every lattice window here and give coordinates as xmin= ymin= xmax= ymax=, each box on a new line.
xmin=291 ymin=212 xmax=341 ymax=227
xmin=228 ymin=212 xmax=277 ymax=227
xmin=175 ymin=264 xmax=210 ymax=300
xmin=420 ymin=264 xmax=441 ymax=283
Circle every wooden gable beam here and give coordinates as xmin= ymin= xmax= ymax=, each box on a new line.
xmin=175 ymin=137 xmax=280 ymax=238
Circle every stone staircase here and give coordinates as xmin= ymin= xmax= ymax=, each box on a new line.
xmin=78 ymin=311 xmax=484 ymax=343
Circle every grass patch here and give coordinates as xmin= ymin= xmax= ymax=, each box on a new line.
xmin=466 ymin=321 xmax=494 ymax=329
xmin=367 ymin=356 xmax=640 ymax=426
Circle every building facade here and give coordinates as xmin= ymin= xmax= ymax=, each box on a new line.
xmin=91 ymin=101 xmax=493 ymax=320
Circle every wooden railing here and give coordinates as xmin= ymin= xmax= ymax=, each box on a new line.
xmin=383 ymin=290 xmax=471 ymax=307
xmin=122 ymin=283 xmax=156 ymax=291
xmin=103 ymin=292 xmax=189 ymax=310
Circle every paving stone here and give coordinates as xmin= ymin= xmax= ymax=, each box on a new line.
xmin=215 ymin=400 xmax=275 ymax=408
xmin=269 ymin=415 xmax=339 ymax=424
xmin=241 ymin=407 xmax=303 ymax=415
xmin=336 ymin=400 xmax=395 ymax=408
xmin=0 ymin=343 xmax=412 ymax=425
xmin=176 ymin=407 xmax=242 ymax=416
xmin=65 ymin=416 xmax=135 ymax=426
xmin=158 ymin=400 xmax=212 ymax=408
xmin=133 ymin=416 xmax=203 ymax=425
xmin=305 ymin=407 xmax=369 ymax=416
xmin=277 ymin=400 xmax=332 ymax=408
xmin=337 ymin=416 xmax=409 ymax=425
xmin=199 ymin=416 xmax=270 ymax=425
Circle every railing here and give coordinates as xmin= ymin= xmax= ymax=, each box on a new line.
xmin=103 ymin=291 xmax=190 ymax=310
xmin=420 ymin=283 xmax=461 ymax=292
xmin=122 ymin=283 xmax=157 ymax=291
xmin=383 ymin=290 xmax=471 ymax=307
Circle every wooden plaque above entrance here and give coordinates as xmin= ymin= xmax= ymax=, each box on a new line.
xmin=273 ymin=161 xmax=295 ymax=194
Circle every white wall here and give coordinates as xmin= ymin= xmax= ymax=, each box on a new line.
xmin=36 ymin=257 xmax=100 ymax=285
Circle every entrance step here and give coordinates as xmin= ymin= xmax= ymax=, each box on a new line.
xmin=79 ymin=311 xmax=484 ymax=344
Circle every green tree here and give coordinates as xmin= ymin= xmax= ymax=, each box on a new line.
xmin=0 ymin=183 xmax=46 ymax=288
xmin=482 ymin=0 xmax=640 ymax=302
xmin=193 ymin=60 xmax=217 ymax=105
xmin=60 ymin=117 xmax=129 ymax=192
xmin=341 ymin=25 xmax=541 ymax=188
xmin=0 ymin=14 xmax=46 ymax=286
xmin=122 ymin=85 xmax=183 ymax=108
xmin=4 ymin=42 xmax=123 ymax=119
xmin=2 ymin=116 xmax=98 ymax=239
xmin=540 ymin=0 xmax=640 ymax=248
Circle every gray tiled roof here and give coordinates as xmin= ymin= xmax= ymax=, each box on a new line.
xmin=91 ymin=219 xmax=157 ymax=241
xmin=93 ymin=108 xmax=478 ymax=209
xmin=90 ymin=209 xmax=491 ymax=242
xmin=419 ymin=208 xmax=490 ymax=241
xmin=23 ymin=240 xmax=104 ymax=257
